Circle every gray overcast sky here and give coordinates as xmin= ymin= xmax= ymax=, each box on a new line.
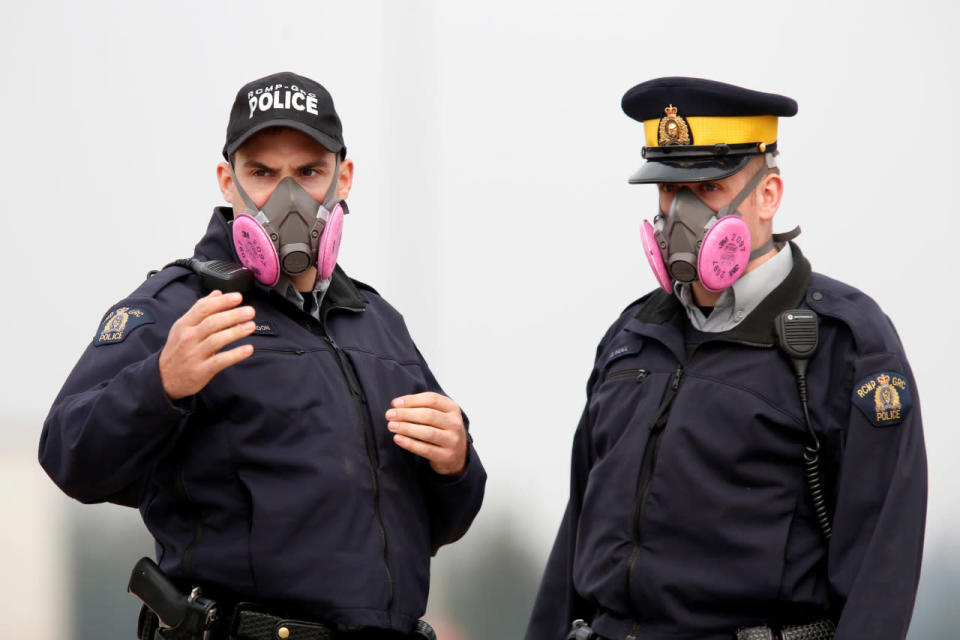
xmin=2 ymin=0 xmax=957 ymax=632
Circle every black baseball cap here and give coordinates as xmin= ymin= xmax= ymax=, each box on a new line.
xmin=222 ymin=71 xmax=346 ymax=160
xmin=621 ymin=77 xmax=797 ymax=183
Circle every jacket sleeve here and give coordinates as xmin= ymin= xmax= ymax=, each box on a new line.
xmin=828 ymin=346 xmax=927 ymax=639
xmin=38 ymin=297 xmax=192 ymax=506
xmin=524 ymin=401 xmax=596 ymax=640
xmin=414 ymin=347 xmax=487 ymax=554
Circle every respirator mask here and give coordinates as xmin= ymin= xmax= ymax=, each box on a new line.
xmin=640 ymin=153 xmax=798 ymax=293
xmin=230 ymin=157 xmax=345 ymax=292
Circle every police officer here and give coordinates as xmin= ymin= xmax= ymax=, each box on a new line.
xmin=39 ymin=72 xmax=486 ymax=639
xmin=525 ymin=77 xmax=926 ymax=640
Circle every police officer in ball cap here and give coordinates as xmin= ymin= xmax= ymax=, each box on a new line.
xmin=525 ymin=77 xmax=926 ymax=640
xmin=39 ymin=72 xmax=486 ymax=639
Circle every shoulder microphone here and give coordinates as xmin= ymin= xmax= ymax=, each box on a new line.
xmin=156 ymin=259 xmax=255 ymax=293
xmin=775 ymin=308 xmax=832 ymax=540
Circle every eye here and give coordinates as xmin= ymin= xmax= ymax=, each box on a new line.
xmin=300 ymin=168 xmax=318 ymax=177
xmin=659 ymin=184 xmax=676 ymax=193
xmin=252 ymin=168 xmax=270 ymax=178
xmin=700 ymin=183 xmax=719 ymax=192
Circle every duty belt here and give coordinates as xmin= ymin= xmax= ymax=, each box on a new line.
xmin=566 ymin=618 xmax=835 ymax=640
xmin=736 ymin=619 xmax=836 ymax=640
xmin=232 ymin=609 xmax=337 ymax=640
xmin=138 ymin=605 xmax=435 ymax=640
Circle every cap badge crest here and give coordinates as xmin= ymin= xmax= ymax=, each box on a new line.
xmin=658 ymin=104 xmax=691 ymax=146
xmin=873 ymin=373 xmax=901 ymax=413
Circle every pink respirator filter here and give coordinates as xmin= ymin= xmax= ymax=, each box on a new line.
xmin=697 ymin=216 xmax=751 ymax=292
xmin=317 ymin=203 xmax=344 ymax=282
xmin=641 ymin=220 xmax=672 ymax=293
xmin=233 ymin=214 xmax=281 ymax=287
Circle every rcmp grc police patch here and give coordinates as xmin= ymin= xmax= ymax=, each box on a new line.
xmin=94 ymin=306 xmax=155 ymax=346
xmin=852 ymin=371 xmax=913 ymax=427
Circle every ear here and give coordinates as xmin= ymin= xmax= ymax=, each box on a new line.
xmin=336 ymin=157 xmax=355 ymax=200
xmin=216 ymin=161 xmax=236 ymax=206
xmin=756 ymin=172 xmax=783 ymax=222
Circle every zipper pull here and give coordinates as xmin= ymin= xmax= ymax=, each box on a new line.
xmin=637 ymin=370 xmax=649 ymax=382
xmin=649 ymin=366 xmax=684 ymax=432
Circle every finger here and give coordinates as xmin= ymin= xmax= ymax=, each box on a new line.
xmin=387 ymin=420 xmax=451 ymax=446
xmin=391 ymin=391 xmax=456 ymax=412
xmin=391 ymin=433 xmax=445 ymax=461
xmin=201 ymin=320 xmax=257 ymax=355
xmin=182 ymin=291 xmax=245 ymax=326
xmin=203 ymin=343 xmax=255 ymax=377
xmin=197 ymin=305 xmax=256 ymax=337
xmin=385 ymin=407 xmax=458 ymax=431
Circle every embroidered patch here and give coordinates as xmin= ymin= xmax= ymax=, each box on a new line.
xmin=852 ymin=371 xmax=913 ymax=427
xmin=603 ymin=338 xmax=644 ymax=369
xmin=93 ymin=306 xmax=155 ymax=346
xmin=252 ymin=322 xmax=278 ymax=336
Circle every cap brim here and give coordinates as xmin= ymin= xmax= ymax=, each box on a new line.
xmin=627 ymin=155 xmax=753 ymax=184
xmin=223 ymin=118 xmax=345 ymax=159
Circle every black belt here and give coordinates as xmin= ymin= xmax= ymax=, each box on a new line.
xmin=138 ymin=605 xmax=430 ymax=640
xmin=566 ymin=618 xmax=835 ymax=640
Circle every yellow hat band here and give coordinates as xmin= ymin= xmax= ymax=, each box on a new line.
xmin=643 ymin=114 xmax=779 ymax=148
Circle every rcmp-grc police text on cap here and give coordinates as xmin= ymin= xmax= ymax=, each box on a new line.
xmin=223 ymin=71 xmax=346 ymax=160
xmin=622 ymin=77 xmax=797 ymax=184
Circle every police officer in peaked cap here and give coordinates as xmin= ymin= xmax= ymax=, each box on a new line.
xmin=39 ymin=72 xmax=486 ymax=639
xmin=525 ymin=77 xmax=926 ymax=640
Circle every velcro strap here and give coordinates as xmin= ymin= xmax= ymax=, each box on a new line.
xmin=233 ymin=610 xmax=336 ymax=640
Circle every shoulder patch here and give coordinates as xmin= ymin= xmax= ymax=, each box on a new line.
xmin=852 ymin=371 xmax=913 ymax=427
xmin=94 ymin=307 xmax=156 ymax=346
xmin=602 ymin=337 xmax=645 ymax=369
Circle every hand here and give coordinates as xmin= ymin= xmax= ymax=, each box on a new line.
xmin=158 ymin=291 xmax=256 ymax=401
xmin=386 ymin=392 xmax=468 ymax=476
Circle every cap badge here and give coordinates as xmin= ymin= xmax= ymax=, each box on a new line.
xmin=658 ymin=104 xmax=691 ymax=146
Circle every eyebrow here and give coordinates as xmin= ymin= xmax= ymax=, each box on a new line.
xmin=243 ymin=160 xmax=276 ymax=173
xmin=240 ymin=158 xmax=332 ymax=172
xmin=296 ymin=158 xmax=332 ymax=171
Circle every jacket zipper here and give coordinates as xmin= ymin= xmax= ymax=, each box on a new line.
xmin=175 ymin=470 xmax=203 ymax=582
xmin=618 ymin=334 xmax=773 ymax=633
xmin=251 ymin=347 xmax=307 ymax=355
xmin=625 ymin=365 xmax=684 ymax=628
xmin=320 ymin=311 xmax=394 ymax=627
xmin=606 ymin=368 xmax=650 ymax=383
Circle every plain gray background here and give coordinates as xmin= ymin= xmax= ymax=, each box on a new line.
xmin=2 ymin=1 xmax=957 ymax=636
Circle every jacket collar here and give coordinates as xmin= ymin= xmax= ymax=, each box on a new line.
xmin=194 ymin=207 xmax=365 ymax=312
xmin=626 ymin=242 xmax=812 ymax=348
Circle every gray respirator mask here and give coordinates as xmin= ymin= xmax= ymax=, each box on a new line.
xmin=230 ymin=158 xmax=346 ymax=290
xmin=640 ymin=154 xmax=799 ymax=292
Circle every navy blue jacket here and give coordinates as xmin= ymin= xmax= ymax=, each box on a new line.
xmin=40 ymin=208 xmax=486 ymax=632
xmin=526 ymin=245 xmax=926 ymax=640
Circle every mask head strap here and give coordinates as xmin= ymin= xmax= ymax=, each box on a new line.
xmin=716 ymin=153 xmax=775 ymax=219
xmin=713 ymin=153 xmax=798 ymax=260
